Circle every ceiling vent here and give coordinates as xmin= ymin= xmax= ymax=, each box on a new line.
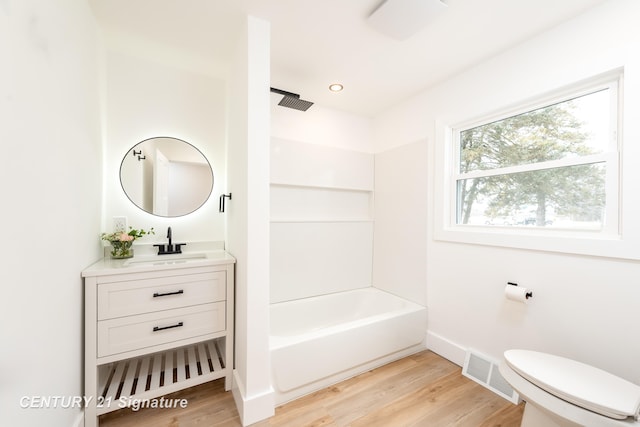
xmin=367 ymin=0 xmax=447 ymax=40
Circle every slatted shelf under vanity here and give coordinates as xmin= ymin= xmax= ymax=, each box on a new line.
xmin=96 ymin=339 xmax=226 ymax=415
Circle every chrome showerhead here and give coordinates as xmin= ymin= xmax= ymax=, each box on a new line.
xmin=270 ymin=87 xmax=314 ymax=112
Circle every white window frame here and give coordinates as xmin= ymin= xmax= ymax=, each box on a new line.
xmin=434 ymin=71 xmax=623 ymax=258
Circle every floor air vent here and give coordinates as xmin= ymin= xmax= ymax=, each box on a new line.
xmin=462 ymin=349 xmax=520 ymax=404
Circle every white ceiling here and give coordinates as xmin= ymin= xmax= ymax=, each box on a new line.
xmin=89 ymin=0 xmax=610 ymax=117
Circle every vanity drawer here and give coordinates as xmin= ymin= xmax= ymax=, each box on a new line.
xmin=97 ymin=271 xmax=226 ymax=320
xmin=97 ymin=302 xmax=225 ymax=357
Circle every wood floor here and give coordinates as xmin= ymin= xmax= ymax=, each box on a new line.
xmin=99 ymin=350 xmax=524 ymax=427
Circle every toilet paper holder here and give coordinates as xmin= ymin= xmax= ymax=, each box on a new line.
xmin=507 ymin=282 xmax=533 ymax=299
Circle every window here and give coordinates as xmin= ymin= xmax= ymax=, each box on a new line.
xmin=452 ymin=78 xmax=619 ymax=235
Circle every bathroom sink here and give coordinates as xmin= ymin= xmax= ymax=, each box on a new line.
xmin=123 ymin=253 xmax=208 ymax=267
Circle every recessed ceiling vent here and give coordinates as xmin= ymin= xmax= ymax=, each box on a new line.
xmin=462 ymin=349 xmax=520 ymax=404
xmin=367 ymin=0 xmax=447 ymax=41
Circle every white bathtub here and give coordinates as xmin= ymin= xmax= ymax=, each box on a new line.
xmin=270 ymin=287 xmax=427 ymax=403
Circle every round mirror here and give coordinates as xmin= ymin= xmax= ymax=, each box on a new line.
xmin=120 ymin=137 xmax=214 ymax=217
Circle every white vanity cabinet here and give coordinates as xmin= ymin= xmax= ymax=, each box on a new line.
xmin=82 ymin=253 xmax=235 ymax=427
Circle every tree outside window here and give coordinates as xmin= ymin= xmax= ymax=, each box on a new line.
xmin=455 ymin=87 xmax=613 ymax=230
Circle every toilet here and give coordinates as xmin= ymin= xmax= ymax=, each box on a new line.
xmin=499 ymin=349 xmax=640 ymax=427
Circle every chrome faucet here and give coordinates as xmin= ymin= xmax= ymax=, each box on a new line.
xmin=154 ymin=226 xmax=186 ymax=255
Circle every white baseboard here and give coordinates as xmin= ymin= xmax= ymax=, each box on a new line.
xmin=232 ymin=370 xmax=275 ymax=426
xmin=425 ymin=330 xmax=467 ymax=366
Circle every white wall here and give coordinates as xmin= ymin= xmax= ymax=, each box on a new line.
xmin=373 ymin=140 xmax=428 ymax=306
xmin=373 ymin=0 xmax=640 ymax=382
xmin=227 ymin=15 xmax=274 ymax=426
xmin=0 ymin=1 xmax=103 ymax=426
xmin=271 ymin=101 xmax=374 ymax=153
xmin=270 ymin=101 xmax=375 ymax=303
xmin=270 ymin=137 xmax=374 ymax=303
xmin=102 ymin=49 xmax=227 ymax=244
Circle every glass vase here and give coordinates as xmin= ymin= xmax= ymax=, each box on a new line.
xmin=110 ymin=240 xmax=134 ymax=259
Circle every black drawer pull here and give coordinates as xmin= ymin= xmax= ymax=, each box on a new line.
xmin=153 ymin=290 xmax=184 ymax=298
xmin=153 ymin=322 xmax=183 ymax=332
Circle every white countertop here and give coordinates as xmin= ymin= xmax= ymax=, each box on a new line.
xmin=82 ymin=245 xmax=236 ymax=277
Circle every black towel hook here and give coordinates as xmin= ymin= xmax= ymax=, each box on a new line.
xmin=219 ymin=193 xmax=232 ymax=213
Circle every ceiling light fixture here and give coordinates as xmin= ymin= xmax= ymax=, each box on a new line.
xmin=367 ymin=0 xmax=447 ymax=41
xmin=329 ymin=83 xmax=344 ymax=92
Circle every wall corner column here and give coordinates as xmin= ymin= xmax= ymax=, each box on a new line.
xmin=226 ymin=14 xmax=274 ymax=426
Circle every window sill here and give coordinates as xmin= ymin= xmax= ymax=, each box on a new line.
xmin=432 ymin=224 xmax=640 ymax=260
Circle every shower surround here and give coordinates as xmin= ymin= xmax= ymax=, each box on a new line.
xmin=269 ymin=136 xmax=427 ymax=402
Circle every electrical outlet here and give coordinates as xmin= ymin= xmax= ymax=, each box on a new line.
xmin=113 ymin=216 xmax=127 ymax=232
